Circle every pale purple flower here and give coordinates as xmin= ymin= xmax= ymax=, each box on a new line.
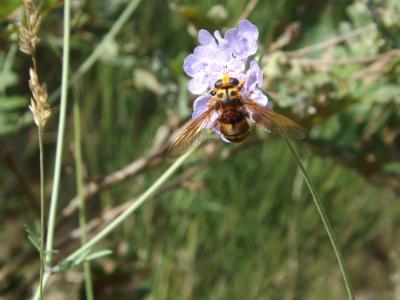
xmin=244 ymin=60 xmax=264 ymax=97
xmin=224 ymin=20 xmax=259 ymax=59
xmin=184 ymin=19 xmax=269 ymax=142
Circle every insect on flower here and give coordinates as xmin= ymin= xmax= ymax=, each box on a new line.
xmin=169 ymin=20 xmax=304 ymax=156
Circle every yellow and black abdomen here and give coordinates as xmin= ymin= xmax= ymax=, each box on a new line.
xmin=219 ymin=88 xmax=250 ymax=142
xmin=220 ymin=111 xmax=250 ymax=142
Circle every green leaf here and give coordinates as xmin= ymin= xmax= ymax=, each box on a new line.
xmin=57 ymin=249 xmax=113 ymax=272
xmin=23 ymin=224 xmax=40 ymax=252
xmin=0 ymin=96 xmax=27 ymax=111
xmin=84 ymin=249 xmax=113 ymax=261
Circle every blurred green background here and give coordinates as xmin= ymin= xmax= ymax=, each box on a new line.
xmin=1 ymin=0 xmax=400 ymax=299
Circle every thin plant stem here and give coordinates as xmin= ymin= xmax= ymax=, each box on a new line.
xmin=32 ymin=272 xmax=50 ymax=300
xmin=53 ymin=147 xmax=195 ymax=271
xmin=38 ymin=125 xmax=45 ymax=300
xmin=45 ymin=0 xmax=71 ymax=265
xmin=281 ymin=134 xmax=355 ymax=300
xmin=73 ymin=90 xmax=94 ymax=300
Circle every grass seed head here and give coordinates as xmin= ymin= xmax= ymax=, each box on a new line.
xmin=17 ymin=0 xmax=42 ymax=55
xmin=28 ymin=68 xmax=51 ymax=127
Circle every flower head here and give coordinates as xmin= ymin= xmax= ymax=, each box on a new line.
xmin=183 ymin=20 xmax=268 ymax=142
xmin=184 ymin=20 xmax=261 ymax=95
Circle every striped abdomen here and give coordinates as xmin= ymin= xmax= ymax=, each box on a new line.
xmin=219 ymin=90 xmax=250 ymax=142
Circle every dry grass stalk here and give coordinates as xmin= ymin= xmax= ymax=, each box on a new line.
xmin=17 ymin=0 xmax=51 ymax=127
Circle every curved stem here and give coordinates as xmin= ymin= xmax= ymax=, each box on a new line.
xmin=45 ymin=0 xmax=71 ymax=265
xmin=282 ymin=135 xmax=355 ymax=300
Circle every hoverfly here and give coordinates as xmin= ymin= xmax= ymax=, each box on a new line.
xmin=168 ymin=74 xmax=304 ymax=156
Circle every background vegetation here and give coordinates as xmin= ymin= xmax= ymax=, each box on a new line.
xmin=0 ymin=0 xmax=400 ymax=299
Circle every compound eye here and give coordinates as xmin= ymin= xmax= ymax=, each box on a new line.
xmin=228 ymin=78 xmax=239 ymax=86
xmin=214 ymin=79 xmax=223 ymax=88
xmin=210 ymin=89 xmax=217 ymax=96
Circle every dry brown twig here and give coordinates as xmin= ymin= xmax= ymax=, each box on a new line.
xmin=54 ymin=138 xmax=260 ymax=252
xmin=59 ymin=121 xmax=210 ymax=223
xmin=285 ymin=23 xmax=376 ymax=58
xmin=60 ymin=150 xmax=166 ymax=217
xmin=352 ymin=49 xmax=400 ymax=81
xmin=291 ymin=49 xmax=400 ymax=71
xmin=55 ymin=162 xmax=206 ymax=250
xmin=237 ymin=0 xmax=259 ymax=23
xmin=60 ymin=126 xmax=171 ymax=220
xmin=267 ymin=22 xmax=301 ymax=53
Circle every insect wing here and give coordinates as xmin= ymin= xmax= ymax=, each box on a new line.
xmin=168 ymin=109 xmax=216 ymax=156
xmin=244 ymin=99 xmax=305 ymax=139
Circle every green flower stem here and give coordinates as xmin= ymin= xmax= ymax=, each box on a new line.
xmin=73 ymin=92 xmax=94 ymax=300
xmin=33 ymin=272 xmax=50 ymax=300
xmin=282 ymin=134 xmax=355 ymax=300
xmin=53 ymin=148 xmax=195 ymax=272
xmin=45 ymin=0 xmax=71 ymax=265
xmin=48 ymin=0 xmax=142 ymax=104
xmin=38 ymin=125 xmax=45 ymax=300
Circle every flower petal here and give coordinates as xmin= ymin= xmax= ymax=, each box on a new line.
xmin=213 ymin=30 xmax=223 ymax=43
xmin=192 ymin=94 xmax=211 ymax=119
xmin=245 ymin=60 xmax=264 ymax=91
xmin=225 ymin=57 xmax=247 ymax=77
xmin=188 ymin=78 xmax=209 ymax=94
xmin=250 ymin=88 xmax=269 ymax=107
xmin=198 ymin=29 xmax=215 ymax=45
xmin=224 ymin=28 xmax=238 ymax=44
xmin=183 ymin=54 xmax=197 ymax=77
xmin=238 ymin=20 xmax=259 ymax=40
